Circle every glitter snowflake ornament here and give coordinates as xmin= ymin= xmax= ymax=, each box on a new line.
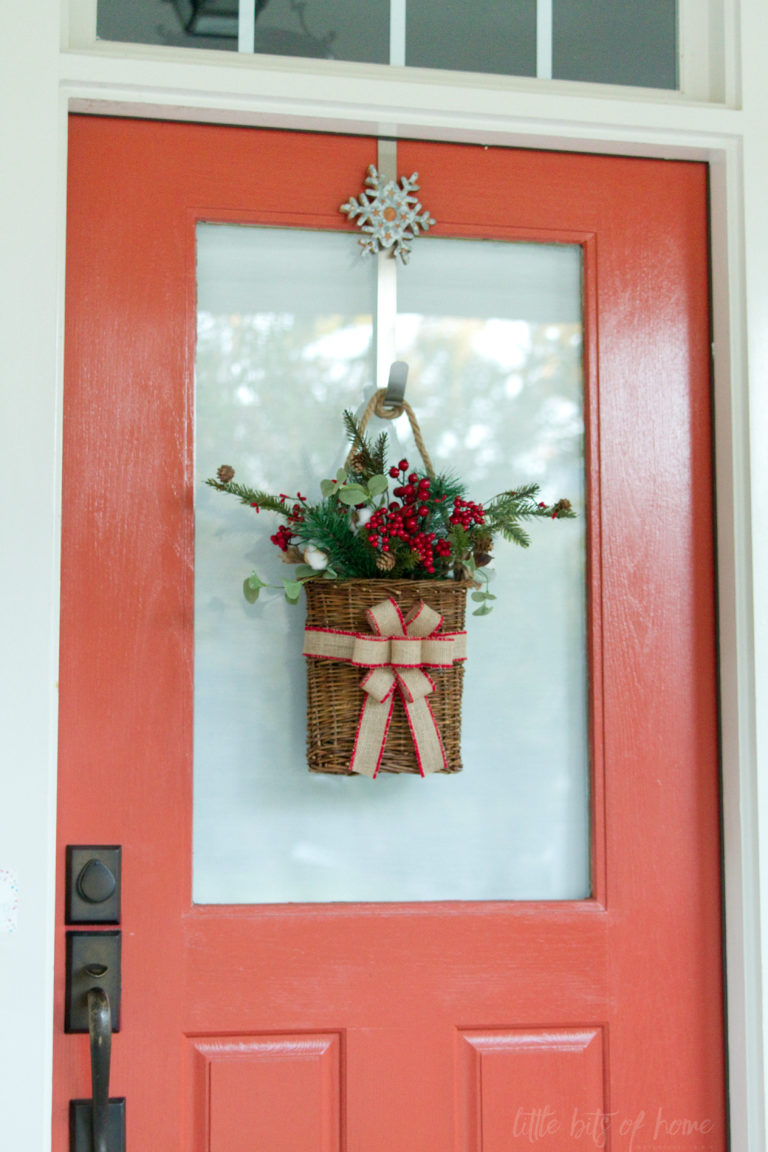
xmin=340 ymin=165 xmax=436 ymax=264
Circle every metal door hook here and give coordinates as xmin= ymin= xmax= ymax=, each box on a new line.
xmin=383 ymin=361 xmax=408 ymax=409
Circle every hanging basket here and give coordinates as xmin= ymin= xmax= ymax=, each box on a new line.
xmin=304 ymin=577 xmax=469 ymax=776
xmin=207 ymin=379 xmax=576 ymax=779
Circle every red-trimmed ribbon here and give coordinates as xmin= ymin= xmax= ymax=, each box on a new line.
xmin=303 ymin=597 xmax=467 ymax=778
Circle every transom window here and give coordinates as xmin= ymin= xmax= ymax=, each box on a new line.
xmin=96 ymin=0 xmax=678 ymax=90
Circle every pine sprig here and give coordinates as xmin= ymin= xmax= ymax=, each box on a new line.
xmin=429 ymin=472 xmax=466 ymax=504
xmin=486 ymin=516 xmax=532 ymax=548
xmin=292 ymin=499 xmax=380 ymax=578
xmin=423 ymin=473 xmax=466 ymax=533
xmin=394 ymin=548 xmax=422 ymax=575
xmin=342 ymin=410 xmax=388 ymax=479
xmin=484 ymin=487 xmax=575 ymax=547
xmin=371 ymin=432 xmax=388 ymax=477
xmin=447 ymin=523 xmax=472 ymax=559
xmin=205 ymin=478 xmax=291 ymax=517
xmin=204 ymin=420 xmax=576 ymax=617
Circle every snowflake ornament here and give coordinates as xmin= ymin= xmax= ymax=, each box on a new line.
xmin=340 ymin=165 xmax=435 ymax=264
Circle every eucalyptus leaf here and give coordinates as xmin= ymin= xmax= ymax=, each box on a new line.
xmin=285 ymin=590 xmax=301 ymax=605
xmin=282 ymin=579 xmax=302 ymax=599
xmin=472 ymin=603 xmax=493 ymax=616
xmin=367 ymin=474 xmax=389 ymax=496
xmin=320 ymin=478 xmax=336 ymax=498
xmin=294 ymin=564 xmax=316 ymax=579
xmin=471 ymin=591 xmax=488 ymax=602
xmin=338 ymin=486 xmax=367 ymax=506
xmin=324 ymin=568 xmax=338 ymax=579
xmin=243 ymin=579 xmax=261 ymax=604
xmin=336 ymin=468 xmax=348 ymax=484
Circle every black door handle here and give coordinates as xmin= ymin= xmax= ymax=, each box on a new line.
xmin=67 ymin=937 xmax=126 ymax=1151
xmin=88 ymin=987 xmax=111 ymax=1152
xmin=66 ymin=851 xmax=126 ymax=1151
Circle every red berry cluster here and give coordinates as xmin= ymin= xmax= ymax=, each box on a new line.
xmin=270 ymin=493 xmax=306 ymax=551
xmin=369 ymin=459 xmax=449 ymax=574
xmin=270 ymin=524 xmax=294 ymax=551
xmin=387 ymin=459 xmax=432 ymax=506
xmin=448 ymin=496 xmax=486 ymax=529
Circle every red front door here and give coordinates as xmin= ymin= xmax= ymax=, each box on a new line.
xmin=55 ymin=118 xmax=724 ymax=1150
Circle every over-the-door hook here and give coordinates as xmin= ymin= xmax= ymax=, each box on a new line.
xmin=383 ymin=361 xmax=408 ymax=410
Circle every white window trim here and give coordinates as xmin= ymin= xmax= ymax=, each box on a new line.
xmin=1 ymin=2 xmax=765 ymax=1150
xmin=68 ymin=0 xmax=735 ymax=105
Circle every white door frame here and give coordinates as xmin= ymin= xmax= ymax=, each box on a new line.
xmin=2 ymin=3 xmax=767 ymax=1150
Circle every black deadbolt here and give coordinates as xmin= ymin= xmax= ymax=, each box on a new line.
xmin=77 ymin=858 xmax=117 ymax=904
xmin=66 ymin=846 xmax=121 ymax=924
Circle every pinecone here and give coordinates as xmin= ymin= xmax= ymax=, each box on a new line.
xmin=281 ymin=545 xmax=304 ymax=565
xmin=348 ymin=451 xmax=366 ymax=474
xmin=473 ymin=552 xmax=493 ymax=567
xmin=217 ymin=464 xmax=235 ymax=483
xmin=376 ymin=552 xmax=396 ymax=572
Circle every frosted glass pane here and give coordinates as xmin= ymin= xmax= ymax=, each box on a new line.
xmin=194 ymin=224 xmax=588 ymax=903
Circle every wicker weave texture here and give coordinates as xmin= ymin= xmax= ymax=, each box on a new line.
xmin=304 ymin=579 xmax=468 ymax=775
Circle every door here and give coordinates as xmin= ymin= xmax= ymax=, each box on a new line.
xmin=55 ymin=117 xmax=724 ymax=1150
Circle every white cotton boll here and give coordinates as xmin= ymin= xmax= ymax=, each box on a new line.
xmin=353 ymin=507 xmax=374 ymax=529
xmin=303 ymin=544 xmax=329 ymax=571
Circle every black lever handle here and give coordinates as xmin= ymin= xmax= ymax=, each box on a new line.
xmin=88 ymin=987 xmax=112 ymax=1152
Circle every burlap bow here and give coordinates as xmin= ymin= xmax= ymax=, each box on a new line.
xmin=303 ymin=597 xmax=467 ymax=778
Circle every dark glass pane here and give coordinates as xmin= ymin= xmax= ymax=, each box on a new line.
xmin=253 ymin=0 xmax=388 ymax=64
xmin=406 ymin=0 xmax=537 ymax=76
xmin=97 ymin=0 xmax=389 ymax=62
xmin=553 ymin=0 xmax=678 ymax=89
xmin=98 ymin=0 xmax=677 ymax=88
xmin=98 ymin=0 xmax=238 ymax=49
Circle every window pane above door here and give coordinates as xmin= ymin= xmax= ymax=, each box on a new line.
xmin=96 ymin=0 xmax=678 ymax=90
xmin=553 ymin=0 xmax=677 ymax=89
xmin=193 ymin=223 xmax=589 ymax=904
xmin=406 ymin=0 xmax=537 ymax=78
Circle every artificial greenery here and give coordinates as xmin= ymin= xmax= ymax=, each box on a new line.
xmin=205 ymin=410 xmax=575 ymax=614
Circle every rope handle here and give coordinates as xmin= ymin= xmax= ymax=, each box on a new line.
xmin=346 ymin=389 xmax=435 ymax=477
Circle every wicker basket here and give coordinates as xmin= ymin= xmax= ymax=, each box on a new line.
xmin=304 ymin=578 xmax=468 ymax=775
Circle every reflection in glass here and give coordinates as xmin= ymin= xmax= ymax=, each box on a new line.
xmin=251 ymin=0 xmax=388 ymax=62
xmin=194 ymin=224 xmax=589 ymax=903
xmin=97 ymin=0 xmax=389 ymax=61
xmin=98 ymin=0 xmax=238 ymax=50
xmin=96 ymin=1 xmax=676 ymax=89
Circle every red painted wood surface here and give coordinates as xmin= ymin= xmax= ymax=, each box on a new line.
xmin=56 ymin=119 xmax=724 ymax=1150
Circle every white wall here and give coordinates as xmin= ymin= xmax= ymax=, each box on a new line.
xmin=0 ymin=3 xmax=64 ymax=1149
xmin=1 ymin=3 xmax=765 ymax=1149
